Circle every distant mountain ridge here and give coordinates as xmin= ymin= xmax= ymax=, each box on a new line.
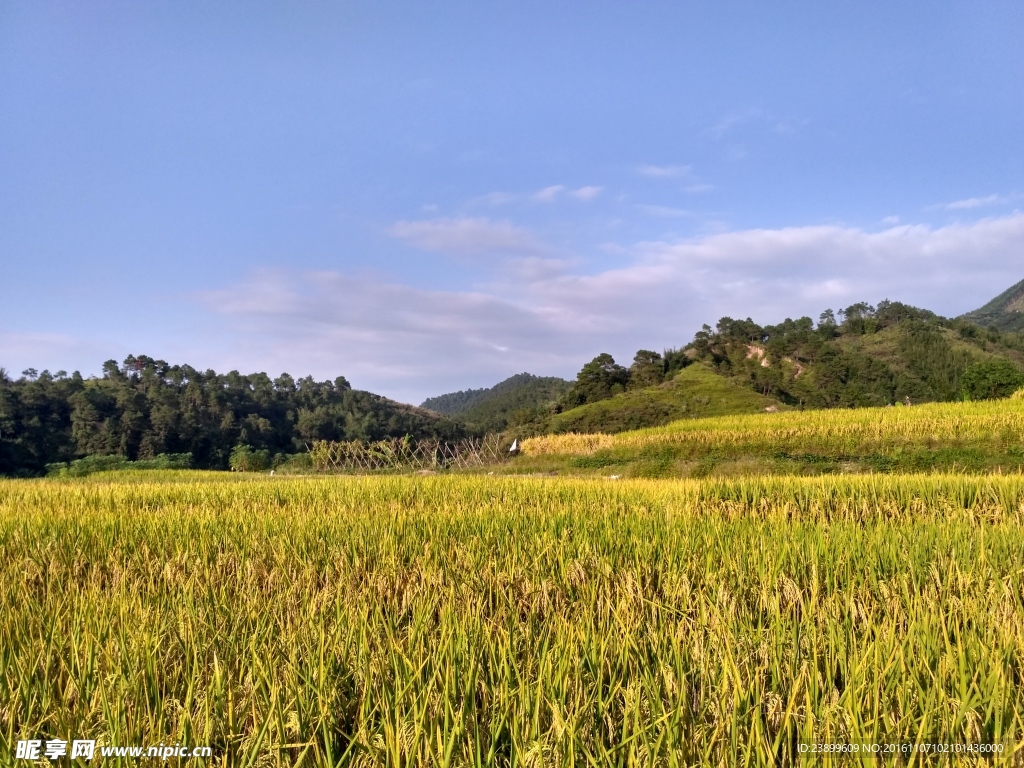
xmin=8 ymin=282 xmax=1024 ymax=477
xmin=961 ymin=278 xmax=1024 ymax=333
xmin=421 ymin=373 xmax=570 ymax=433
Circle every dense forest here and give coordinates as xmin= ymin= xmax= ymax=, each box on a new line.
xmin=422 ymin=373 xmax=568 ymax=415
xmin=421 ymin=373 xmax=570 ymax=433
xmin=0 ymin=355 xmax=461 ymax=476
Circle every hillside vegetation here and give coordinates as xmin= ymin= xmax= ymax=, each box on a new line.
xmin=494 ymin=297 xmax=1024 ymax=439
xmin=961 ymin=277 xmax=1024 ymax=333
xmin=422 ymin=372 xmax=566 ymax=414
xmin=545 ymin=363 xmax=783 ymax=435
xmin=422 ymin=373 xmax=569 ymax=433
xmin=683 ymin=301 xmax=1024 ymax=409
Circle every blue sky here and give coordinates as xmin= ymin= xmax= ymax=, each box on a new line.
xmin=2 ymin=2 xmax=1023 ymax=403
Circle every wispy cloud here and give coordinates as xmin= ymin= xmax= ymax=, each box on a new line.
xmin=200 ymin=270 xmax=573 ymax=403
xmin=205 ymin=214 xmax=1024 ymax=402
xmin=634 ymin=204 xmax=698 ymax=218
xmin=0 ymin=330 xmax=122 ymax=379
xmin=706 ymin=109 xmax=762 ymax=139
xmin=389 ymin=217 xmax=549 ymax=258
xmin=534 ymin=185 xmax=566 ymax=202
xmin=474 ymin=191 xmax=516 ymax=206
xmin=706 ymin=108 xmax=803 ymax=140
xmin=534 ymin=185 xmax=602 ymax=202
xmin=943 ymin=194 xmax=1008 ymax=210
xmin=636 ymin=166 xmax=711 ymax=193
xmin=637 ymin=164 xmax=691 ymax=178
xmin=570 ymin=186 xmax=602 ymax=201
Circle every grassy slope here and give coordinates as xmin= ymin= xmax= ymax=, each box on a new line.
xmin=960 ymin=277 xmax=1024 ymax=332
xmin=509 ymin=393 xmax=1024 ymax=478
xmin=544 ymin=363 xmax=784 ymax=435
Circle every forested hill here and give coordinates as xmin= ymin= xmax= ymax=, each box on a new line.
xmin=960 ymin=278 xmax=1024 ymax=333
xmin=0 ymin=355 xmax=462 ymax=476
xmin=682 ymin=300 xmax=1024 ymax=408
xmin=422 ymin=373 xmax=571 ymax=433
xmin=502 ymin=297 xmax=1024 ymax=436
xmin=421 ymin=373 xmax=568 ymax=415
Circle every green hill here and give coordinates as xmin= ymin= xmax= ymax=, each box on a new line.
xmin=422 ymin=373 xmax=570 ymax=433
xmin=0 ymin=356 xmax=464 ymax=476
xmin=683 ymin=301 xmax=1024 ymax=409
xmin=421 ymin=385 xmax=491 ymax=416
xmin=960 ymin=277 xmax=1024 ymax=333
xmin=531 ymin=296 xmax=1024 ymax=439
xmin=544 ymin=363 xmax=785 ymax=435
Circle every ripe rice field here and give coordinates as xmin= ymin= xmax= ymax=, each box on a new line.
xmin=519 ymin=397 xmax=1024 ymax=478
xmin=523 ymin=397 xmax=1024 ymax=458
xmin=2 ymin=471 xmax=1024 ymax=766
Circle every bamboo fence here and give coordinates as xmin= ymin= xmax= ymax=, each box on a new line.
xmin=308 ymin=435 xmax=513 ymax=473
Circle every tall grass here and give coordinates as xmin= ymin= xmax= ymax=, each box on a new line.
xmin=2 ymin=473 xmax=1023 ymax=766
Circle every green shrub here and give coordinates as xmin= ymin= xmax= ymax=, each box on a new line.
xmin=46 ymin=453 xmax=193 ymax=477
xmin=229 ymin=445 xmax=271 ymax=472
xmin=961 ymin=359 xmax=1024 ymax=400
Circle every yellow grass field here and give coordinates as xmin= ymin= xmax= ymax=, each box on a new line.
xmin=2 ymin=471 xmax=1023 ymax=766
xmin=521 ymin=397 xmax=1024 ymax=458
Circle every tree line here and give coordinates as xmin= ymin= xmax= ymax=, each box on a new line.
xmin=0 ymin=355 xmax=461 ymax=476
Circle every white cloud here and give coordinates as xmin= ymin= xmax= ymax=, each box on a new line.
xmin=389 ymin=217 xmax=549 ymax=258
xmin=882 ymin=215 xmax=900 ymax=225
xmin=199 ymin=270 xmax=576 ymax=404
xmin=534 ymin=184 xmax=602 ymax=202
xmin=502 ymin=256 xmax=575 ymax=281
xmin=635 ymin=204 xmax=698 ymax=218
xmin=204 ymin=214 xmax=1024 ymax=403
xmin=706 ymin=108 xmax=804 ymax=140
xmin=570 ymin=186 xmax=602 ymax=201
xmin=534 ymin=185 xmax=565 ymax=202
xmin=707 ymin=109 xmax=761 ymax=139
xmin=944 ymin=194 xmax=1007 ymax=210
xmin=637 ymin=164 xmax=691 ymax=178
